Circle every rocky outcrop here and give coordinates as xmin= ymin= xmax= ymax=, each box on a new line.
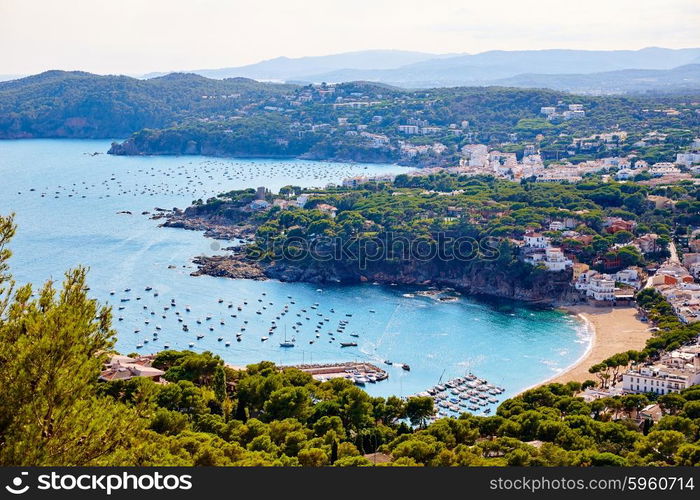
xmin=191 ymin=254 xmax=266 ymax=280
xmin=162 ymin=202 xmax=583 ymax=305
xmin=108 ymin=140 xmax=141 ymax=155
xmin=158 ymin=209 xmax=256 ymax=241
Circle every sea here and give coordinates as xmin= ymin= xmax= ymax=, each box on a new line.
xmin=0 ymin=139 xmax=591 ymax=408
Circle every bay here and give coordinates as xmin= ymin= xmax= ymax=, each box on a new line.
xmin=0 ymin=139 xmax=590 ymax=409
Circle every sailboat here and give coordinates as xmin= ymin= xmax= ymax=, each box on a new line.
xmin=279 ymin=326 xmax=295 ymax=348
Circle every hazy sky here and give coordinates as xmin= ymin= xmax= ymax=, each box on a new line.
xmin=1 ymin=0 xmax=699 ymax=75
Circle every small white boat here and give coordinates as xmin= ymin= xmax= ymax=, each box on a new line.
xmin=354 ymin=376 xmax=368 ymax=386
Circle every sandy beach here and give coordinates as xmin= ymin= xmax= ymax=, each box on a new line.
xmin=540 ymin=305 xmax=652 ymax=386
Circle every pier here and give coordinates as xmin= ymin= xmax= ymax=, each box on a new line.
xmin=287 ymin=362 xmax=388 ymax=386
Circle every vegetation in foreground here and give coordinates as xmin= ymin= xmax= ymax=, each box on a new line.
xmin=1 ymin=213 xmax=699 ymax=466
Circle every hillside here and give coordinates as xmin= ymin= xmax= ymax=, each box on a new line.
xmin=2 ymin=70 xmax=699 ymax=167
xmin=0 ymin=70 xmax=295 ymax=139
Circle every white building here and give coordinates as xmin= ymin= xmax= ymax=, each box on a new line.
xmin=461 ymin=144 xmax=489 ymax=167
xmin=549 ymin=221 xmax=565 ymax=231
xmin=420 ymin=126 xmax=442 ymax=135
xmin=397 ymin=125 xmax=420 ymax=135
xmin=588 ymin=275 xmax=615 ymax=301
xmin=524 ymin=232 xmax=549 ymax=248
xmin=614 ymin=268 xmax=641 ymax=289
xmin=616 ymin=168 xmax=634 ymax=180
xmin=676 ymin=152 xmax=700 ymax=167
xmin=574 ymin=270 xmax=597 ymax=291
xmin=649 ymin=162 xmax=682 ymax=176
xmin=543 ymin=247 xmax=573 ymax=271
xmin=622 ymin=345 xmax=700 ymax=395
xmin=250 ymin=199 xmax=270 ymax=211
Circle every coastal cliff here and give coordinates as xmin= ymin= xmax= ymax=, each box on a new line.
xmin=157 ymin=186 xmax=588 ymax=306
xmin=190 ymin=252 xmax=582 ymax=305
xmin=107 ymin=134 xmax=432 ymax=166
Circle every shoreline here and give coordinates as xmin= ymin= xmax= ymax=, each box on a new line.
xmin=527 ymin=305 xmax=652 ymax=390
xmin=157 ymin=211 xmax=649 ymax=394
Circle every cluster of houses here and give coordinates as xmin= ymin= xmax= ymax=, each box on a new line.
xmin=602 ymin=234 xmax=700 ymax=412
xmin=396 ymin=118 xmax=469 ymax=137
xmin=521 ymin=231 xmax=574 ymax=272
xmin=622 ymin=343 xmax=700 ymax=396
xmin=540 ymin=103 xmax=586 ymax=121
xmin=573 ymin=266 xmax=639 ymax=302
xmin=454 ymin=143 xmax=700 ymax=184
xmin=247 ymin=176 xmax=393 ymax=217
xmin=341 ymin=174 xmax=396 ymax=188
xmin=650 ymin=261 xmax=700 ymax=325
xmin=398 ymin=141 xmax=449 ymax=158
xmin=586 ymin=342 xmax=700 ymax=423
xmin=516 ymin=212 xmax=685 ymax=307
xmin=518 ymin=223 xmax=647 ymax=304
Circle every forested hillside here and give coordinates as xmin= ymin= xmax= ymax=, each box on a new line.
xmin=2 ymin=71 xmax=699 ymax=167
xmin=0 ymin=71 xmax=293 ymax=138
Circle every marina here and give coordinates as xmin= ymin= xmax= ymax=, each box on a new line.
xmin=417 ymin=374 xmax=506 ymax=419
xmin=290 ymin=362 xmax=389 ymax=386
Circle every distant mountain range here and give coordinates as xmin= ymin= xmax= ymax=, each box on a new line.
xmin=4 ymin=48 xmax=700 ymax=94
xmin=492 ymin=64 xmax=700 ymax=94
xmin=141 ymin=47 xmax=700 ymax=94
xmin=142 ymin=50 xmax=449 ymax=80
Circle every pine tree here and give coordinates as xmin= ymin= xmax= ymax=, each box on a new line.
xmin=0 ymin=215 xmax=143 ymax=465
xmin=330 ymin=439 xmax=338 ymax=464
xmin=213 ymin=365 xmax=227 ymax=403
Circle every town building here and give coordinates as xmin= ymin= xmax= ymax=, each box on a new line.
xmin=99 ymin=355 xmax=165 ymax=383
xmin=614 ymin=267 xmax=642 ymax=289
xmin=397 ymin=125 xmax=420 ymax=135
xmin=575 ymin=271 xmax=616 ymax=301
xmin=622 ymin=344 xmax=700 ymax=395
xmin=649 ymin=162 xmax=682 ymax=177
xmin=676 ymin=151 xmax=700 ymax=167
xmin=523 ymin=232 xmax=549 ymax=248
xmin=549 ymin=221 xmax=565 ymax=231
xmin=250 ymin=199 xmax=270 ymax=211
xmin=315 ymin=203 xmax=338 ymax=218
xmin=587 ymin=274 xmax=616 ymax=301
xmin=542 ymin=247 xmax=573 ymax=271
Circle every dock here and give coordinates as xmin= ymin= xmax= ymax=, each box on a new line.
xmin=286 ymin=362 xmax=388 ymax=385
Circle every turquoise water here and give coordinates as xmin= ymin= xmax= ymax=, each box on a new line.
xmin=0 ymin=139 xmax=589 ymax=405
